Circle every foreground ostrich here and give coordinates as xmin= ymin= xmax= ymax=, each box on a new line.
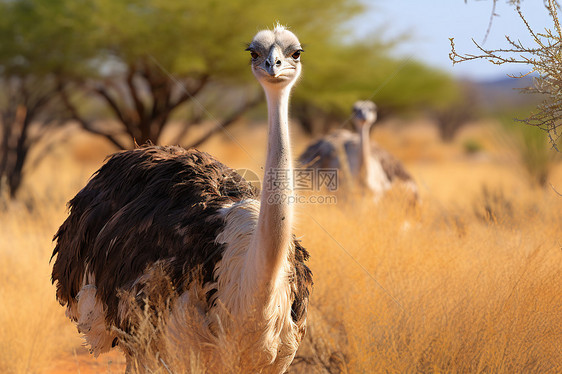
xmin=299 ymin=100 xmax=418 ymax=199
xmin=51 ymin=25 xmax=312 ymax=373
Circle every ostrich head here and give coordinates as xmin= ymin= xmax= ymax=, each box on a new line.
xmin=246 ymin=25 xmax=303 ymax=90
xmin=352 ymin=100 xmax=378 ymax=131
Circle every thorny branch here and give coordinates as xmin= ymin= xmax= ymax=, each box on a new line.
xmin=453 ymin=0 xmax=562 ymax=149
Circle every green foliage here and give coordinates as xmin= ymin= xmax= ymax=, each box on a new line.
xmin=0 ymin=0 xmax=93 ymax=198
xmin=2 ymin=0 xmax=458 ymax=118
xmin=463 ymin=138 xmax=484 ymax=154
xmin=62 ymin=0 xmax=364 ymax=81
xmin=497 ymin=108 xmax=561 ymax=187
xmin=295 ymin=38 xmax=459 ymax=117
xmin=0 ymin=0 xmax=462 ymax=198
xmin=1 ymin=0 xmax=364 ymax=81
xmin=0 ymin=0 xmax=465 ymax=150
xmin=0 ymin=0 xmax=96 ymax=78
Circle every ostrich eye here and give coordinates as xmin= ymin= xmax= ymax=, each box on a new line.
xmin=291 ymin=50 xmax=302 ymax=60
xmin=250 ymin=51 xmax=259 ymax=60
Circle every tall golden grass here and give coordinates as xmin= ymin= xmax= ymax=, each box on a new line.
xmin=0 ymin=191 xmax=79 ymax=373
xmin=292 ymin=189 xmax=562 ymax=373
xmin=1 ymin=120 xmax=561 ymax=373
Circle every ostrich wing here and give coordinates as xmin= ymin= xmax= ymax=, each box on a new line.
xmin=371 ymin=144 xmax=414 ymax=182
xmin=51 ymin=145 xmax=257 ymax=326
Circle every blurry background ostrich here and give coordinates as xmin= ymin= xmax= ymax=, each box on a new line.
xmin=299 ymin=100 xmax=418 ymax=200
xmin=50 ymin=25 xmax=312 ymax=373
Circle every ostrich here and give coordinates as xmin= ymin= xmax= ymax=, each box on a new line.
xmin=51 ymin=25 xmax=312 ymax=373
xmin=298 ymin=100 xmax=418 ymax=199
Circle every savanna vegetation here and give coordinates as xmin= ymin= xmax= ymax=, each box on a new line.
xmin=1 ymin=119 xmax=562 ymax=373
xmin=0 ymin=0 xmax=458 ymax=198
xmin=1 ymin=0 xmax=562 ymax=373
xmin=453 ymin=0 xmax=562 ymax=147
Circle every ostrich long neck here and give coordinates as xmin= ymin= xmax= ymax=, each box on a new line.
xmin=358 ymin=124 xmax=373 ymax=189
xmin=250 ymin=86 xmax=293 ymax=287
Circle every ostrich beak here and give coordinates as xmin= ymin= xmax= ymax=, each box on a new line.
xmin=264 ymin=47 xmax=283 ymax=77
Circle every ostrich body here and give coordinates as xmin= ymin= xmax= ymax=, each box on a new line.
xmin=299 ymin=100 xmax=418 ymax=198
xmin=51 ymin=26 xmax=312 ymax=373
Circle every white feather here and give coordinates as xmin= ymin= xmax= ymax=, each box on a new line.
xmin=71 ymin=283 xmax=115 ymax=357
xmin=167 ymin=199 xmax=300 ymax=371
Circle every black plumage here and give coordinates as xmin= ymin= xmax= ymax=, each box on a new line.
xmin=51 ymin=145 xmax=312 ymax=329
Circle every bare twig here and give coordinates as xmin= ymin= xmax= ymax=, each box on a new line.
xmin=185 ymin=94 xmax=263 ymax=149
xmin=550 ymin=183 xmax=562 ymax=196
xmin=450 ymin=0 xmax=562 ymax=147
xmin=482 ymin=0 xmax=499 ymax=44
xmin=58 ymin=82 xmax=128 ymax=149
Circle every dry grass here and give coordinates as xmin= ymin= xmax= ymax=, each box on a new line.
xmin=291 ymin=190 xmax=562 ymax=373
xmin=0 ymin=193 xmax=79 ymax=373
xmin=1 ymin=120 xmax=561 ymax=373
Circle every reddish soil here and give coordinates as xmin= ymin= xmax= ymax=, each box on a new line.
xmin=48 ymin=347 xmax=126 ymax=374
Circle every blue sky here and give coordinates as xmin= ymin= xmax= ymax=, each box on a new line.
xmin=355 ymin=0 xmax=553 ymax=80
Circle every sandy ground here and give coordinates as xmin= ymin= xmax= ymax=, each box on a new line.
xmin=48 ymin=348 xmax=126 ymax=374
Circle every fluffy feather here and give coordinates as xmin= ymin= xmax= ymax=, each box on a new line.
xmin=50 ymin=145 xmax=312 ymax=369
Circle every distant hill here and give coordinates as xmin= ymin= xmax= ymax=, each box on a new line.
xmin=467 ymin=74 xmax=542 ymax=110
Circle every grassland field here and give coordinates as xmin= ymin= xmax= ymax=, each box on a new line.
xmin=1 ymin=117 xmax=561 ymax=373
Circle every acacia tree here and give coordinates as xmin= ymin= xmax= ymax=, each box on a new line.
xmin=0 ymin=0 xmax=363 ymax=198
xmin=58 ymin=0 xmax=368 ymax=148
xmin=451 ymin=0 xmax=562 ymax=149
xmin=59 ymin=0 xmax=460 ymax=142
xmin=432 ymin=82 xmax=478 ymax=142
xmin=0 ymin=0 xmax=94 ymax=198
xmin=1 ymin=0 xmax=461 ymax=198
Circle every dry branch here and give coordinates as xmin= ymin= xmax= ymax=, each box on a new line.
xmin=451 ymin=0 xmax=562 ymax=147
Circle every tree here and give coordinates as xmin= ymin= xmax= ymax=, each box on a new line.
xmin=58 ymin=0 xmax=367 ymax=148
xmin=0 ymin=0 xmax=94 ymax=198
xmin=293 ymin=37 xmax=460 ymax=136
xmin=451 ymin=0 xmax=562 ymax=149
xmin=0 ymin=0 xmax=364 ymax=197
xmin=56 ymin=0 xmax=460 ymax=141
xmin=432 ymin=82 xmax=478 ymax=142
xmin=1 ymin=0 xmax=461 ymax=198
